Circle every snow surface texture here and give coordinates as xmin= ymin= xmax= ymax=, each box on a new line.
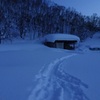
xmin=28 ymin=54 xmax=89 ymax=100
xmin=0 ymin=32 xmax=100 ymax=100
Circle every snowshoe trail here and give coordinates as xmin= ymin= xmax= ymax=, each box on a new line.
xmin=28 ymin=54 xmax=89 ymax=100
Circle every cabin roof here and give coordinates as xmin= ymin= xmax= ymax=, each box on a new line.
xmin=44 ymin=33 xmax=80 ymax=43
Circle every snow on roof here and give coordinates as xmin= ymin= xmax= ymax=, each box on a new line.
xmin=44 ymin=33 xmax=80 ymax=42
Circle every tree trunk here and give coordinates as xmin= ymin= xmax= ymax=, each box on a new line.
xmin=0 ymin=33 xmax=1 ymax=44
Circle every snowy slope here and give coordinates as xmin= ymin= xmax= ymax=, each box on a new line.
xmin=62 ymin=32 xmax=100 ymax=100
xmin=63 ymin=52 xmax=100 ymax=100
xmin=28 ymin=54 xmax=89 ymax=100
xmin=0 ymin=40 xmax=76 ymax=100
xmin=0 ymin=32 xmax=100 ymax=100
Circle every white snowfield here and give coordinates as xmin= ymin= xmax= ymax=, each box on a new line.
xmin=28 ymin=54 xmax=89 ymax=100
xmin=0 ymin=32 xmax=100 ymax=100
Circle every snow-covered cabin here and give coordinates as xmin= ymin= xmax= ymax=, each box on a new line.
xmin=43 ymin=33 xmax=80 ymax=50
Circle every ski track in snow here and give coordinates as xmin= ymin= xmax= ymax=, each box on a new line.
xmin=28 ymin=54 xmax=89 ymax=100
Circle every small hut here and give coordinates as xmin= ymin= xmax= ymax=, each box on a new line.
xmin=43 ymin=33 xmax=80 ymax=50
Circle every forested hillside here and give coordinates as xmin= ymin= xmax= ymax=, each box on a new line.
xmin=0 ymin=0 xmax=100 ymax=43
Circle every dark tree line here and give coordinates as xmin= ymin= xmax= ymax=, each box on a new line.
xmin=0 ymin=0 xmax=100 ymax=43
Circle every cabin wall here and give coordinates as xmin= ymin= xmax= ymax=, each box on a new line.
xmin=55 ymin=40 xmax=77 ymax=50
xmin=44 ymin=40 xmax=78 ymax=50
xmin=55 ymin=42 xmax=64 ymax=49
xmin=64 ymin=41 xmax=77 ymax=50
xmin=44 ymin=42 xmax=55 ymax=47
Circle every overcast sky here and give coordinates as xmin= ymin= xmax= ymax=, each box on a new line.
xmin=51 ymin=0 xmax=100 ymax=16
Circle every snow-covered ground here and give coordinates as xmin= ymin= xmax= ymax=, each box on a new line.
xmin=0 ymin=33 xmax=100 ymax=100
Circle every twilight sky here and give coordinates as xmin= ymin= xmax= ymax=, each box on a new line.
xmin=51 ymin=0 xmax=100 ymax=16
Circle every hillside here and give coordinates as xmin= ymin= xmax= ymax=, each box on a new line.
xmin=0 ymin=0 xmax=100 ymax=43
xmin=0 ymin=32 xmax=100 ymax=100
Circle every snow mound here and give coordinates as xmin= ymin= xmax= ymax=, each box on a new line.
xmin=89 ymin=45 xmax=100 ymax=51
xmin=28 ymin=54 xmax=89 ymax=100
